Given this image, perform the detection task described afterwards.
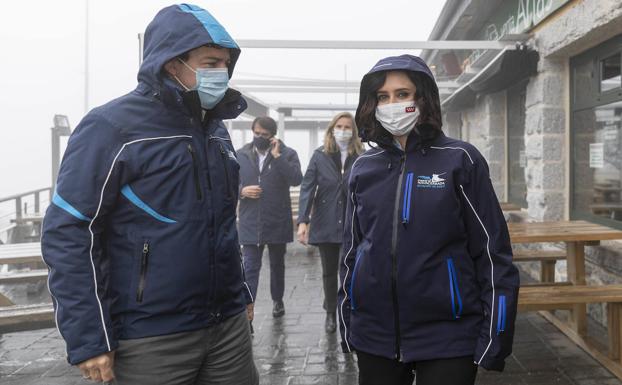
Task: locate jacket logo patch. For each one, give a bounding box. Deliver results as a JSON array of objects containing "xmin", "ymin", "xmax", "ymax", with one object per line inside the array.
[{"xmin": 417, "ymin": 173, "xmax": 446, "ymax": 189}]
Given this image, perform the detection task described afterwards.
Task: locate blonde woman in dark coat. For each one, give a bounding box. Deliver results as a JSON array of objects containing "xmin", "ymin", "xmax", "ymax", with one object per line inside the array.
[{"xmin": 297, "ymin": 112, "xmax": 364, "ymax": 333}]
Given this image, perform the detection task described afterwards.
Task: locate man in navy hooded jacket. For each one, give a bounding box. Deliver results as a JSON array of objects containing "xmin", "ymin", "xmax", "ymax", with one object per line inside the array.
[{"xmin": 41, "ymin": 4, "xmax": 258, "ymax": 384}]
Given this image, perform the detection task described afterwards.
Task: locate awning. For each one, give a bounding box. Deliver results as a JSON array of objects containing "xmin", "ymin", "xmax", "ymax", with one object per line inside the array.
[{"xmin": 442, "ymin": 47, "xmax": 539, "ymax": 110}]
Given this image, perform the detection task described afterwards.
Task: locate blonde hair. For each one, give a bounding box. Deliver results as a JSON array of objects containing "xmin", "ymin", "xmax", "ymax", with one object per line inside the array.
[{"xmin": 323, "ymin": 112, "xmax": 364, "ymax": 156}]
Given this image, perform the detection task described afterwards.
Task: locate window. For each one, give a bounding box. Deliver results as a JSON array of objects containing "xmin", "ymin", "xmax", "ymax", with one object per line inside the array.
[
  {"xmin": 571, "ymin": 34, "xmax": 622, "ymax": 228},
  {"xmin": 601, "ymin": 53, "xmax": 621, "ymax": 93}
]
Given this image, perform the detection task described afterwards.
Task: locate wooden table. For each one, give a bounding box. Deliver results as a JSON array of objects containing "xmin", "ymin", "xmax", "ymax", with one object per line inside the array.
[{"xmin": 508, "ymin": 220, "xmax": 622, "ymax": 336}]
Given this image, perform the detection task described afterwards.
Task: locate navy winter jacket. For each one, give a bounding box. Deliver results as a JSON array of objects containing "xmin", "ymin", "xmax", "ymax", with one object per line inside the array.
[
  {"xmin": 339, "ymin": 55, "xmax": 519, "ymax": 372},
  {"xmin": 297, "ymin": 147, "xmax": 357, "ymax": 245},
  {"xmin": 236, "ymin": 142, "xmax": 303, "ymax": 245},
  {"xmin": 41, "ymin": 4, "xmax": 252, "ymax": 365}
]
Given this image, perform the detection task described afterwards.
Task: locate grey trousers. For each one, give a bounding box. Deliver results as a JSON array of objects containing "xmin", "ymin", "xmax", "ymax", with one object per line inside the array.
[{"xmin": 113, "ymin": 311, "xmax": 259, "ymax": 385}]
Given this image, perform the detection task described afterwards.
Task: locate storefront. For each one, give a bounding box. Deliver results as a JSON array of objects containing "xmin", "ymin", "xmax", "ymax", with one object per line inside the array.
[{"xmin": 423, "ymin": 0, "xmax": 622, "ymax": 324}]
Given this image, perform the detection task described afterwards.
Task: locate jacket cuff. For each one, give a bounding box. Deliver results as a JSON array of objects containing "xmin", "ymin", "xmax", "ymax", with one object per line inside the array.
[{"xmin": 68, "ymin": 340, "xmax": 118, "ymax": 366}]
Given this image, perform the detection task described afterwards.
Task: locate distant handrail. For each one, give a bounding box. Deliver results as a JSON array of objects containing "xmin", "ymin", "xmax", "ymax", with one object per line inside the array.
[{"xmin": 0, "ymin": 187, "xmax": 51, "ymax": 204}]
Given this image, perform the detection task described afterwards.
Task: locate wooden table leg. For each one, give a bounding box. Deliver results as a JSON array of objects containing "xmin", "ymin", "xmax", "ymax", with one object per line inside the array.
[
  {"xmin": 566, "ymin": 241, "xmax": 587, "ymax": 336},
  {"xmin": 608, "ymin": 303, "xmax": 622, "ymax": 361}
]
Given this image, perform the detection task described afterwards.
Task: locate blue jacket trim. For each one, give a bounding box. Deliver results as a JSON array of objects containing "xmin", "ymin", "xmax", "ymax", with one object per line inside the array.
[
  {"xmin": 497, "ymin": 295, "xmax": 506, "ymax": 334},
  {"xmin": 402, "ymin": 172, "xmax": 414, "ymax": 224},
  {"xmin": 178, "ymin": 4, "xmax": 238, "ymax": 49},
  {"xmin": 121, "ymin": 185, "xmax": 177, "ymax": 224},
  {"xmin": 447, "ymin": 258, "xmax": 463, "ymax": 319},
  {"xmin": 52, "ymin": 192, "xmax": 92, "ymax": 222}
]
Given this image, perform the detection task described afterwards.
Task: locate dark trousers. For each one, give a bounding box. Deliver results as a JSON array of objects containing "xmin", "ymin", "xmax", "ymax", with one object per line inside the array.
[
  {"xmin": 318, "ymin": 243, "xmax": 340, "ymax": 313},
  {"xmin": 242, "ymin": 244, "xmax": 286, "ymax": 302},
  {"xmin": 114, "ymin": 311, "xmax": 258, "ymax": 384},
  {"xmin": 356, "ymin": 351, "xmax": 477, "ymax": 385}
]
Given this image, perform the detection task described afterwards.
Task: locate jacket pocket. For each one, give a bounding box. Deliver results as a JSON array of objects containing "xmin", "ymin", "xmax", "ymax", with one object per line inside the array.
[
  {"xmin": 136, "ymin": 241, "xmax": 149, "ymax": 303},
  {"xmin": 402, "ymin": 172, "xmax": 414, "ymax": 224},
  {"xmin": 218, "ymin": 143, "xmax": 234, "ymax": 199},
  {"xmin": 446, "ymin": 258, "xmax": 463, "ymax": 319},
  {"xmin": 497, "ymin": 295, "xmax": 506, "ymax": 335},
  {"xmin": 187, "ymin": 144, "xmax": 203, "ymax": 201},
  {"xmin": 350, "ymin": 249, "xmax": 364, "ymax": 311}
]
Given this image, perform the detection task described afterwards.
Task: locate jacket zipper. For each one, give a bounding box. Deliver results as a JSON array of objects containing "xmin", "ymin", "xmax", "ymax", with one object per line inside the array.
[
  {"xmin": 136, "ymin": 241, "xmax": 149, "ymax": 303},
  {"xmin": 390, "ymin": 154, "xmax": 406, "ymax": 360},
  {"xmin": 187, "ymin": 144, "xmax": 203, "ymax": 201},
  {"xmin": 447, "ymin": 258, "xmax": 463, "ymax": 319},
  {"xmin": 497, "ymin": 295, "xmax": 506, "ymax": 335},
  {"xmin": 218, "ymin": 144, "xmax": 234, "ymax": 199}
]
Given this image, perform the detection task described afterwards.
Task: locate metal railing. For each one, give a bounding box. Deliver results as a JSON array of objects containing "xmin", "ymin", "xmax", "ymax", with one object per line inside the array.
[{"xmin": 0, "ymin": 187, "xmax": 52, "ymax": 220}]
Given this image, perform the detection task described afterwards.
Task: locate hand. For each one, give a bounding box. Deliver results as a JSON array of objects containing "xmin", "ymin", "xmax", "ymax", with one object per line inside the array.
[
  {"xmin": 247, "ymin": 303, "xmax": 254, "ymax": 321},
  {"xmin": 297, "ymin": 223, "xmax": 309, "ymax": 245},
  {"xmin": 78, "ymin": 351, "xmax": 115, "ymax": 383},
  {"xmin": 270, "ymin": 137, "xmax": 281, "ymax": 158},
  {"xmin": 241, "ymin": 185, "xmax": 262, "ymax": 199}
]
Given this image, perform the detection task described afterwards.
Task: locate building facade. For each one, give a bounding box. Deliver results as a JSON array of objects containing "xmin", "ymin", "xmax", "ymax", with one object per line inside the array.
[{"xmin": 424, "ymin": 0, "xmax": 622, "ymax": 325}]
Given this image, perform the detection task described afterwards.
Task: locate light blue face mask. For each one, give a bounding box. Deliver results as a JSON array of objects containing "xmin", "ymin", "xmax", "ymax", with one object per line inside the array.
[{"xmin": 175, "ymin": 59, "xmax": 229, "ymax": 110}]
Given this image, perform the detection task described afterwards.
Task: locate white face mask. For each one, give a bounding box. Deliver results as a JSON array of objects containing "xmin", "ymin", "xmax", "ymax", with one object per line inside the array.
[
  {"xmin": 333, "ymin": 129, "xmax": 352, "ymax": 146},
  {"xmin": 375, "ymin": 101, "xmax": 419, "ymax": 137}
]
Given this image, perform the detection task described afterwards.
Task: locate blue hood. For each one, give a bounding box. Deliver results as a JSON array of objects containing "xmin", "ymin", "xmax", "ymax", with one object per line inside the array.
[{"xmin": 138, "ymin": 4, "xmax": 241, "ymax": 89}]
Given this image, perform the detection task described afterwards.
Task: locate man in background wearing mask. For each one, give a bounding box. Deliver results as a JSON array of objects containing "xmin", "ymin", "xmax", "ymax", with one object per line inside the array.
[
  {"xmin": 41, "ymin": 4, "xmax": 257, "ymax": 384},
  {"xmin": 237, "ymin": 117, "xmax": 303, "ymax": 323}
]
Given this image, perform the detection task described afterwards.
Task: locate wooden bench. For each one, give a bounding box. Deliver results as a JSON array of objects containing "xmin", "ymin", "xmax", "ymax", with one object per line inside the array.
[
  {"xmin": 513, "ymin": 248, "xmax": 567, "ymax": 283},
  {"xmin": 519, "ymin": 284, "xmax": 622, "ymax": 378},
  {"xmin": 0, "ymin": 303, "xmax": 54, "ymax": 332},
  {"xmin": 0, "ymin": 242, "xmax": 42, "ymax": 264}
]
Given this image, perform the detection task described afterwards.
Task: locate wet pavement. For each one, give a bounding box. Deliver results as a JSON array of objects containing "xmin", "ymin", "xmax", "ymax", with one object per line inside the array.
[{"xmin": 1, "ymin": 243, "xmax": 622, "ymax": 384}]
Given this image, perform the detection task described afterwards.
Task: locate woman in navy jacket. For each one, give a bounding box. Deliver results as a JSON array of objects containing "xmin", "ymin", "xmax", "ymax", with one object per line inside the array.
[
  {"xmin": 297, "ymin": 112, "xmax": 363, "ymax": 333},
  {"xmin": 338, "ymin": 55, "xmax": 519, "ymax": 385}
]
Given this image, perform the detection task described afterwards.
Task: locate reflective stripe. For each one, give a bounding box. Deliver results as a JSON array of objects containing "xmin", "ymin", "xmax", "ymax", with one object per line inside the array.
[
  {"xmin": 430, "ymin": 146, "xmax": 474, "ymax": 164},
  {"xmin": 121, "ymin": 185, "xmax": 176, "ymax": 224},
  {"xmin": 87, "ymin": 134, "xmax": 192, "ymax": 352},
  {"xmin": 52, "ymin": 192, "xmax": 92, "ymax": 222},
  {"xmin": 459, "ymin": 184, "xmax": 495, "ymax": 365},
  {"xmin": 339, "ymin": 149, "xmax": 386, "ymax": 353}
]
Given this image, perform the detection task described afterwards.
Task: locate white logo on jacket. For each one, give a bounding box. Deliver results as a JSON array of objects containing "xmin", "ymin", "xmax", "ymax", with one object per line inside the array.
[{"xmin": 417, "ymin": 172, "xmax": 446, "ymax": 189}]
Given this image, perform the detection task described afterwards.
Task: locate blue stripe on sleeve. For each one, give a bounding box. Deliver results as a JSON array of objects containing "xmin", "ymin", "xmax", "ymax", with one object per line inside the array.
[{"xmin": 52, "ymin": 192, "xmax": 92, "ymax": 222}]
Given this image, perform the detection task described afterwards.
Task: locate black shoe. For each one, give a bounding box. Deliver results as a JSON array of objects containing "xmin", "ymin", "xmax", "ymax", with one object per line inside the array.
[
  {"xmin": 325, "ymin": 312, "xmax": 337, "ymax": 333},
  {"xmin": 272, "ymin": 300, "xmax": 285, "ymax": 318}
]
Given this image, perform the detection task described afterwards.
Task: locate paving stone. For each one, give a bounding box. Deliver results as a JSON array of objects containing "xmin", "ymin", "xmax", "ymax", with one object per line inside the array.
[{"xmin": 0, "ymin": 243, "xmax": 621, "ymax": 384}]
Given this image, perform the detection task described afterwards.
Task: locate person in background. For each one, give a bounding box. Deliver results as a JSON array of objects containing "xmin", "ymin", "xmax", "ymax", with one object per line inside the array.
[
  {"xmin": 237, "ymin": 116, "xmax": 303, "ymax": 320},
  {"xmin": 297, "ymin": 112, "xmax": 363, "ymax": 333},
  {"xmin": 41, "ymin": 4, "xmax": 258, "ymax": 384},
  {"xmin": 339, "ymin": 54, "xmax": 519, "ymax": 385}
]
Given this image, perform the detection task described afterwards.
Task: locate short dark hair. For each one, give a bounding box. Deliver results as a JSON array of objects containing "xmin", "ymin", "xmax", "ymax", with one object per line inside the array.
[
  {"xmin": 251, "ymin": 116, "xmax": 277, "ymax": 136},
  {"xmin": 355, "ymin": 70, "xmax": 443, "ymax": 145}
]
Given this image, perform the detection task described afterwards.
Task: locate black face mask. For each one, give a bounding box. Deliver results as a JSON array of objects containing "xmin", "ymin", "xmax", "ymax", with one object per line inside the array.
[{"xmin": 253, "ymin": 136, "xmax": 271, "ymax": 151}]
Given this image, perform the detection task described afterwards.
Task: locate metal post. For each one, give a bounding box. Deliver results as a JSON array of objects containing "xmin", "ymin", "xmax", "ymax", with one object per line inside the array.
[
  {"xmin": 51, "ymin": 129, "xmax": 60, "ymax": 192},
  {"xmin": 277, "ymin": 112, "xmax": 285, "ymax": 140},
  {"xmin": 34, "ymin": 191, "xmax": 40, "ymax": 214},
  {"xmin": 15, "ymin": 197, "xmax": 22, "ymax": 220}
]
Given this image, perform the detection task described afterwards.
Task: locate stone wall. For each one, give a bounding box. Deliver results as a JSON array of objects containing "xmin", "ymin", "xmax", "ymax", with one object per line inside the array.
[
  {"xmin": 519, "ymin": 0, "xmax": 622, "ymax": 327},
  {"xmin": 461, "ymin": 92, "xmax": 507, "ymax": 201}
]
